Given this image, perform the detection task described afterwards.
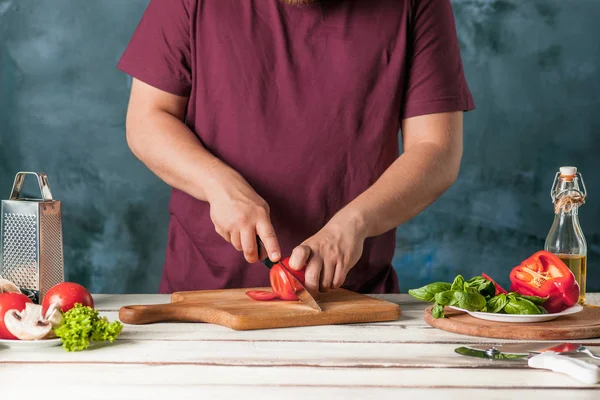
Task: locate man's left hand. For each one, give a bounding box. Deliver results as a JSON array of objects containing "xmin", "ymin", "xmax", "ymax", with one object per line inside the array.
[{"xmin": 287, "ymin": 213, "xmax": 367, "ymax": 294}]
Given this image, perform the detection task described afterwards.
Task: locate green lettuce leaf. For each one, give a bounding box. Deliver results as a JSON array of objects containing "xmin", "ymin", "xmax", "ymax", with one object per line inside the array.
[{"xmin": 54, "ymin": 303, "xmax": 123, "ymax": 352}]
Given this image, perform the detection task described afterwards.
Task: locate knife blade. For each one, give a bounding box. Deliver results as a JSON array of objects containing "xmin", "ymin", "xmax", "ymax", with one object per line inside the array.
[
  {"xmin": 455, "ymin": 346, "xmax": 600, "ymax": 384},
  {"xmin": 256, "ymin": 236, "xmax": 322, "ymax": 312},
  {"xmin": 467, "ymin": 342, "xmax": 582, "ymax": 355}
]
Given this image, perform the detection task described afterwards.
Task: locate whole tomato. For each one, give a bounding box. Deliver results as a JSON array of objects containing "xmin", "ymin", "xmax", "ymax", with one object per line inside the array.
[
  {"xmin": 0, "ymin": 292, "xmax": 33, "ymax": 339},
  {"xmin": 41, "ymin": 282, "xmax": 94, "ymax": 314}
]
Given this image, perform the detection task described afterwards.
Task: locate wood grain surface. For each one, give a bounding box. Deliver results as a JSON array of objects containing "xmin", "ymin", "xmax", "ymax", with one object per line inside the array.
[
  {"xmin": 3, "ymin": 294, "xmax": 600, "ymax": 398},
  {"xmin": 118, "ymin": 287, "xmax": 402, "ymax": 330},
  {"xmin": 424, "ymin": 305, "xmax": 600, "ymax": 340}
]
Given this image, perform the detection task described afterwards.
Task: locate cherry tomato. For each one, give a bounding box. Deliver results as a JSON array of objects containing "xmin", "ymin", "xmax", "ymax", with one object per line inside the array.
[
  {"xmin": 41, "ymin": 282, "xmax": 94, "ymax": 314},
  {"xmin": 0, "ymin": 292, "xmax": 33, "ymax": 340}
]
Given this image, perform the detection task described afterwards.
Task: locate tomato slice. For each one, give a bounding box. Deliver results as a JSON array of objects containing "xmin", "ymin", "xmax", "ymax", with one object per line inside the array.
[
  {"xmin": 482, "ymin": 273, "xmax": 509, "ymax": 295},
  {"xmin": 245, "ymin": 290, "xmax": 278, "ymax": 301},
  {"xmin": 245, "ymin": 257, "xmax": 309, "ymax": 303},
  {"xmin": 270, "ymin": 263, "xmax": 298, "ymax": 300}
]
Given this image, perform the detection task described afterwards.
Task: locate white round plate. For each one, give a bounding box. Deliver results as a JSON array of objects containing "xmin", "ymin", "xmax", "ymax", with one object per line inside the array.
[
  {"xmin": 448, "ymin": 304, "xmax": 584, "ymax": 323},
  {"xmin": 0, "ymin": 338, "xmax": 62, "ymax": 349}
]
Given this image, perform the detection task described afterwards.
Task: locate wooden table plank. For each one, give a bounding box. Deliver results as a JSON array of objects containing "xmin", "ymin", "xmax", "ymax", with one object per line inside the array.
[
  {"xmin": 88, "ymin": 292, "xmax": 600, "ymax": 345},
  {"xmin": 2, "ymin": 340, "xmax": 600, "ymax": 368},
  {"xmin": 97, "ymin": 308, "xmax": 600, "ymax": 344},
  {"xmin": 2, "ymin": 385, "xmax": 599, "ymax": 400},
  {"xmin": 1, "ymin": 364, "xmax": 599, "ymax": 388}
]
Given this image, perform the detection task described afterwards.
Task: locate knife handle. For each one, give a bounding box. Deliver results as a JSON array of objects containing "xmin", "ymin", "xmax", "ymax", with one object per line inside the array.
[{"xmin": 528, "ymin": 352, "xmax": 600, "ymax": 384}]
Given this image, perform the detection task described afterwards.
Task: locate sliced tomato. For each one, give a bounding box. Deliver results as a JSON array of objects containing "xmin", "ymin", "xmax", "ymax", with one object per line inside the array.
[
  {"xmin": 279, "ymin": 257, "xmax": 306, "ymax": 284},
  {"xmin": 245, "ymin": 257, "xmax": 308, "ymax": 302},
  {"xmin": 482, "ymin": 272, "xmax": 509, "ymax": 295},
  {"xmin": 245, "ymin": 290, "xmax": 278, "ymax": 301},
  {"xmin": 270, "ymin": 263, "xmax": 297, "ymax": 300}
]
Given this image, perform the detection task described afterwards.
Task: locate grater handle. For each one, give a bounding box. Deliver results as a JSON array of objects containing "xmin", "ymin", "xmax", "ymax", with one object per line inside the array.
[{"xmin": 9, "ymin": 172, "xmax": 54, "ymax": 201}]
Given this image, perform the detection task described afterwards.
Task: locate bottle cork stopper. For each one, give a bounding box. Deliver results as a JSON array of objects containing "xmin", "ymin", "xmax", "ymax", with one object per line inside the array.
[{"xmin": 560, "ymin": 166, "xmax": 577, "ymax": 176}]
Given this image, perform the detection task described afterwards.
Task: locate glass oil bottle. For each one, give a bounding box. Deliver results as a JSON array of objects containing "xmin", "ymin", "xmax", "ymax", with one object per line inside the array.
[{"xmin": 544, "ymin": 166, "xmax": 588, "ymax": 304}]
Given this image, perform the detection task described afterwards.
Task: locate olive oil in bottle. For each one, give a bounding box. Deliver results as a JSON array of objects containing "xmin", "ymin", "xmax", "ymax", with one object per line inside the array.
[
  {"xmin": 556, "ymin": 254, "xmax": 587, "ymax": 304},
  {"xmin": 544, "ymin": 166, "xmax": 588, "ymax": 304}
]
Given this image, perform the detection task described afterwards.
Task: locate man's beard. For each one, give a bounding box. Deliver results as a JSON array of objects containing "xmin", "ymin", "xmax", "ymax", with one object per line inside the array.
[{"xmin": 280, "ymin": 0, "xmax": 318, "ymax": 5}]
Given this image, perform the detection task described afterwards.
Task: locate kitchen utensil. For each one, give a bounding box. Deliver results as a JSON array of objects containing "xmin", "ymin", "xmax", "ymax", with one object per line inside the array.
[
  {"xmin": 424, "ymin": 304, "xmax": 600, "ymax": 340},
  {"xmin": 447, "ymin": 303, "xmax": 583, "ymax": 323},
  {"xmin": 256, "ymin": 236, "xmax": 322, "ymax": 312},
  {"xmin": 0, "ymin": 172, "xmax": 65, "ymax": 303},
  {"xmin": 256, "ymin": 236, "xmax": 277, "ymax": 269},
  {"xmin": 119, "ymin": 287, "xmax": 401, "ymax": 330},
  {"xmin": 469, "ymin": 342, "xmax": 600, "ymax": 361},
  {"xmin": 455, "ymin": 345, "xmax": 600, "ymax": 384},
  {"xmin": 575, "ymin": 346, "xmax": 600, "ymax": 360}
]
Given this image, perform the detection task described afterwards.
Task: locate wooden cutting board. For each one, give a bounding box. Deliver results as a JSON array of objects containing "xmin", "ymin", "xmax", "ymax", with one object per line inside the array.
[
  {"xmin": 119, "ymin": 287, "xmax": 402, "ymax": 330},
  {"xmin": 424, "ymin": 305, "xmax": 600, "ymax": 340}
]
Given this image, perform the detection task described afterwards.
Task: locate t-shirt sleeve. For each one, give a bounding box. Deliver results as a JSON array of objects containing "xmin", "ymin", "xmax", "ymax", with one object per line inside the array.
[
  {"xmin": 400, "ymin": 0, "xmax": 475, "ymax": 119},
  {"xmin": 117, "ymin": 0, "xmax": 193, "ymax": 97}
]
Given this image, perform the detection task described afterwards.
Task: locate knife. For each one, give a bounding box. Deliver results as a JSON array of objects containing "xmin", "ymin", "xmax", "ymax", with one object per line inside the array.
[
  {"xmin": 256, "ymin": 236, "xmax": 322, "ymax": 312},
  {"xmin": 455, "ymin": 345, "xmax": 600, "ymax": 384}
]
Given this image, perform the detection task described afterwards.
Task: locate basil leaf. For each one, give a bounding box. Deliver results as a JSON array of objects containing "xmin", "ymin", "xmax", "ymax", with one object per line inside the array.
[
  {"xmin": 487, "ymin": 294, "xmax": 509, "ymax": 313},
  {"xmin": 453, "ymin": 288, "xmax": 487, "ymax": 311},
  {"xmin": 504, "ymin": 296, "xmax": 542, "ymax": 315},
  {"xmin": 408, "ymin": 282, "xmax": 452, "ymax": 302},
  {"xmin": 451, "ymin": 275, "xmax": 465, "ymax": 291},
  {"xmin": 434, "ymin": 290, "xmax": 457, "ymax": 306},
  {"xmin": 518, "ymin": 294, "xmax": 548, "ymax": 305},
  {"xmin": 432, "ymin": 303, "xmax": 445, "ymax": 319},
  {"xmin": 465, "ymin": 276, "xmax": 495, "ymax": 298}
]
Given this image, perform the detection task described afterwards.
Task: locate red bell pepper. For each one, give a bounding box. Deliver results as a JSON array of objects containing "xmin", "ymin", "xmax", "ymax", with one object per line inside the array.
[
  {"xmin": 509, "ymin": 250, "xmax": 579, "ymax": 313},
  {"xmin": 246, "ymin": 257, "xmax": 306, "ymax": 302},
  {"xmin": 482, "ymin": 273, "xmax": 508, "ymax": 295}
]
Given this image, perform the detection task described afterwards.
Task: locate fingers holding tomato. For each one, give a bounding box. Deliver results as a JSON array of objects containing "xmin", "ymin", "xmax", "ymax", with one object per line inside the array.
[{"xmin": 288, "ymin": 219, "xmax": 365, "ymax": 294}]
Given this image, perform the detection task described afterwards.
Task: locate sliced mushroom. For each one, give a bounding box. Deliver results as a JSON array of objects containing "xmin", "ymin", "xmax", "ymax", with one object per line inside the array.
[
  {"xmin": 0, "ymin": 278, "xmax": 20, "ymax": 294},
  {"xmin": 4, "ymin": 303, "xmax": 53, "ymax": 340},
  {"xmin": 44, "ymin": 302, "xmax": 64, "ymax": 329}
]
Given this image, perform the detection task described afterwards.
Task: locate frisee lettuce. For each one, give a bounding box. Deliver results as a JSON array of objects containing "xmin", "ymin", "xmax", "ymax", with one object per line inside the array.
[{"xmin": 53, "ymin": 303, "xmax": 123, "ymax": 351}]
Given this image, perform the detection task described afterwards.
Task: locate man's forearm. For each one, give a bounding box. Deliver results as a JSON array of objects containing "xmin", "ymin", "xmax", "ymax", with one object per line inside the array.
[
  {"xmin": 337, "ymin": 141, "xmax": 461, "ymax": 239},
  {"xmin": 126, "ymin": 110, "xmax": 237, "ymax": 203}
]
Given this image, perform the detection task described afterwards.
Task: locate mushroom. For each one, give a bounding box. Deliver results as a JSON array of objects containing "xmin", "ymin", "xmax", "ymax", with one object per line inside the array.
[
  {"xmin": 4, "ymin": 303, "xmax": 54, "ymax": 340},
  {"xmin": 44, "ymin": 302, "xmax": 64, "ymax": 333},
  {"xmin": 0, "ymin": 277, "xmax": 20, "ymax": 294}
]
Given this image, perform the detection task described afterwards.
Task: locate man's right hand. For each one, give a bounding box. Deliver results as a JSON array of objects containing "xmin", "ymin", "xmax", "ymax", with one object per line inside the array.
[
  {"xmin": 124, "ymin": 78, "xmax": 281, "ymax": 265},
  {"xmin": 207, "ymin": 169, "xmax": 281, "ymax": 264}
]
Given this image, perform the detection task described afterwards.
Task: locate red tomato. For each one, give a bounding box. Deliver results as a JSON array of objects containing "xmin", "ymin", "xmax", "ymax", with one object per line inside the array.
[
  {"xmin": 270, "ymin": 263, "xmax": 297, "ymax": 300},
  {"xmin": 0, "ymin": 293, "xmax": 33, "ymax": 339},
  {"xmin": 279, "ymin": 257, "xmax": 306, "ymax": 284},
  {"xmin": 41, "ymin": 282, "xmax": 94, "ymax": 314},
  {"xmin": 245, "ymin": 257, "xmax": 308, "ymax": 302},
  {"xmin": 245, "ymin": 290, "xmax": 279, "ymax": 301}
]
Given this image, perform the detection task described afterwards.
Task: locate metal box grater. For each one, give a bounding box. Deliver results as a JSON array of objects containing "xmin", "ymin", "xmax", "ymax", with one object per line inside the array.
[{"xmin": 0, "ymin": 172, "xmax": 65, "ymax": 303}]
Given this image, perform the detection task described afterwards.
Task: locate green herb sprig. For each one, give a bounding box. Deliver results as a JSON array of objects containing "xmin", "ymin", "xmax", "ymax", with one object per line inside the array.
[
  {"xmin": 408, "ymin": 275, "xmax": 548, "ymax": 318},
  {"xmin": 54, "ymin": 303, "xmax": 123, "ymax": 351}
]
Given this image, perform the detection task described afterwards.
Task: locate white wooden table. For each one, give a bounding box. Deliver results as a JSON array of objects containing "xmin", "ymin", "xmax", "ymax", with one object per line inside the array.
[{"xmin": 1, "ymin": 293, "xmax": 599, "ymax": 399}]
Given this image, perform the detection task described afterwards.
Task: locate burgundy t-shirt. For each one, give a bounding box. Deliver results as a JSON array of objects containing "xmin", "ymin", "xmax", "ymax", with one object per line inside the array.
[{"xmin": 117, "ymin": 0, "xmax": 474, "ymax": 294}]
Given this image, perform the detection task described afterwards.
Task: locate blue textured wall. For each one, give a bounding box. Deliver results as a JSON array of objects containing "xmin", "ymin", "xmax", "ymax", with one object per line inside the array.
[{"xmin": 1, "ymin": 0, "xmax": 598, "ymax": 294}]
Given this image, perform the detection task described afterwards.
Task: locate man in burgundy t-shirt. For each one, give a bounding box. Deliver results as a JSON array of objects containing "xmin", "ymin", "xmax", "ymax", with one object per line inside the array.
[{"xmin": 118, "ymin": 0, "xmax": 474, "ymax": 295}]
